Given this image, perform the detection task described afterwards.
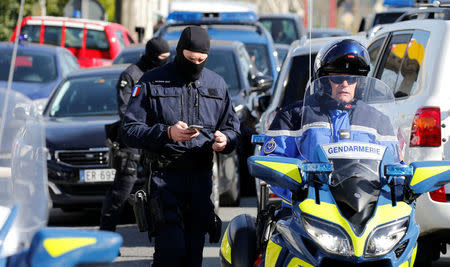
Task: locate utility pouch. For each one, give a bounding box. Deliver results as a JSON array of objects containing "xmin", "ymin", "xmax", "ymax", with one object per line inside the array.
[
  {"xmin": 106, "ymin": 138, "xmax": 121, "ymax": 169},
  {"xmin": 208, "ymin": 213, "xmax": 222, "ymax": 243},
  {"xmin": 128, "ymin": 190, "xmax": 148, "ymax": 232}
]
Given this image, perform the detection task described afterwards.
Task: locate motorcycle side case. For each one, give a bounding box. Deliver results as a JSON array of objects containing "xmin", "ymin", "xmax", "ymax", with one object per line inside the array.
[{"xmin": 220, "ymin": 214, "xmax": 257, "ymax": 267}]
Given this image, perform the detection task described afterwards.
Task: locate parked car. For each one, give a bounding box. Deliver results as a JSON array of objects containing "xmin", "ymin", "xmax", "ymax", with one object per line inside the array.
[
  {"xmin": 366, "ymin": 4, "xmax": 450, "ymax": 265},
  {"xmin": 155, "ymin": 11, "xmax": 279, "ymax": 94},
  {"xmin": 113, "ymin": 39, "xmax": 270, "ymax": 201},
  {"xmin": 0, "ymin": 42, "xmax": 80, "ymax": 113},
  {"xmin": 274, "ymin": 43, "xmax": 290, "ymax": 65},
  {"xmin": 112, "ymin": 44, "xmax": 145, "ymax": 64},
  {"xmin": 259, "ymin": 13, "xmax": 306, "ymax": 45},
  {"xmin": 11, "ymin": 16, "xmax": 136, "ymax": 68},
  {"xmin": 307, "ymin": 27, "xmax": 352, "ymax": 39},
  {"xmin": 253, "ymin": 35, "xmax": 368, "ymax": 206},
  {"xmin": 41, "ymin": 65, "xmax": 145, "ymax": 211}
]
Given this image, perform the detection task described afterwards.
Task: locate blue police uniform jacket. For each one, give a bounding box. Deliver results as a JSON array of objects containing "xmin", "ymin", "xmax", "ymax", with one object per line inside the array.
[
  {"xmin": 121, "ymin": 62, "xmax": 240, "ymax": 168},
  {"xmin": 261, "ymin": 94, "xmax": 399, "ymax": 205}
]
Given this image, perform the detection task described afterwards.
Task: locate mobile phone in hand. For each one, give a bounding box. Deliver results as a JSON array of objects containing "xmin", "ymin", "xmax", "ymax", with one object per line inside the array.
[{"xmin": 188, "ymin": 124, "xmax": 204, "ymax": 130}]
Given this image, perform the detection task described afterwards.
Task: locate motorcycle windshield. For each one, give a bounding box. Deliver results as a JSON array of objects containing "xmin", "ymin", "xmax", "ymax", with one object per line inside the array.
[
  {"xmin": 0, "ymin": 88, "xmax": 48, "ymax": 257},
  {"xmin": 298, "ymin": 76, "xmax": 400, "ymax": 213}
]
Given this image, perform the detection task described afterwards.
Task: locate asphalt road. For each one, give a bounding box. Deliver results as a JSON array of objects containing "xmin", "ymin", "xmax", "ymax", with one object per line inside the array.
[{"xmin": 49, "ymin": 197, "xmax": 450, "ymax": 267}]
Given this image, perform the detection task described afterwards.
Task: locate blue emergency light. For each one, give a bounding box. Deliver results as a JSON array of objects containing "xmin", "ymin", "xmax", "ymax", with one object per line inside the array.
[
  {"xmin": 383, "ymin": 0, "xmax": 415, "ymax": 7},
  {"xmin": 166, "ymin": 11, "xmax": 258, "ymax": 25}
]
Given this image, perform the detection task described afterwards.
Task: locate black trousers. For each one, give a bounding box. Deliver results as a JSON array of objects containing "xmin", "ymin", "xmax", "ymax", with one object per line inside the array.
[
  {"xmin": 150, "ymin": 168, "xmax": 214, "ymax": 267},
  {"xmin": 100, "ymin": 147, "xmax": 138, "ymax": 231}
]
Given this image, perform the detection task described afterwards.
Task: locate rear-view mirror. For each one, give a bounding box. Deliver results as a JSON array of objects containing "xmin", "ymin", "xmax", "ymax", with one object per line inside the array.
[
  {"xmin": 248, "ymin": 156, "xmax": 303, "ymax": 191},
  {"xmin": 408, "ymin": 161, "xmax": 450, "ymax": 194}
]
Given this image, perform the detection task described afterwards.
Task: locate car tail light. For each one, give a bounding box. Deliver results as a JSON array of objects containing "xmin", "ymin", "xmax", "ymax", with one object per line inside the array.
[
  {"xmin": 410, "ymin": 107, "xmax": 441, "ymax": 147},
  {"xmin": 429, "ymin": 186, "xmax": 447, "ymax": 202}
]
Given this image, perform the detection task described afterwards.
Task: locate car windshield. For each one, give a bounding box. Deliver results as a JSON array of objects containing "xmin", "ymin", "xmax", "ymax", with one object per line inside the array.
[
  {"xmin": 244, "ymin": 43, "xmax": 272, "ymax": 76},
  {"xmin": 47, "ymin": 74, "xmax": 118, "ymax": 117},
  {"xmin": 0, "ymin": 50, "xmax": 57, "ymax": 83},
  {"xmin": 259, "ymin": 18, "xmax": 298, "ymax": 45},
  {"xmin": 373, "ymin": 12, "xmax": 405, "ymax": 27},
  {"xmin": 113, "ymin": 50, "xmax": 144, "ymax": 64}
]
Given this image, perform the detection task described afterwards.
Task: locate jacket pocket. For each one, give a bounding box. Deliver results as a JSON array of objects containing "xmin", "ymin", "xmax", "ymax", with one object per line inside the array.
[
  {"xmin": 197, "ymin": 87, "xmax": 225, "ymax": 128},
  {"xmin": 148, "ymin": 86, "xmax": 183, "ymax": 124}
]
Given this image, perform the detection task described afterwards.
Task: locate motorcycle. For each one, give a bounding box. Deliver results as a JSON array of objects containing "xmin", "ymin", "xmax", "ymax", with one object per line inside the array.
[
  {"xmin": 219, "ymin": 76, "xmax": 450, "ymax": 266},
  {"xmin": 0, "ymin": 89, "xmax": 122, "ymax": 267}
]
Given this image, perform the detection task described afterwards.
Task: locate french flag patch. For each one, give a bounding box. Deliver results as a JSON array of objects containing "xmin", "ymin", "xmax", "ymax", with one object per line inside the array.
[{"xmin": 132, "ymin": 85, "xmax": 142, "ymax": 97}]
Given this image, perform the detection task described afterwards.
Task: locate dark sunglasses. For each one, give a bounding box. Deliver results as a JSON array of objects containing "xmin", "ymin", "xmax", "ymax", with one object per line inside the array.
[{"xmin": 329, "ymin": 75, "xmax": 358, "ymax": 84}]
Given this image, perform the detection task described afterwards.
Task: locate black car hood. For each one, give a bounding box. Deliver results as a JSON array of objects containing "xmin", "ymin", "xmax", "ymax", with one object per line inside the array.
[{"xmin": 45, "ymin": 116, "xmax": 119, "ymax": 150}]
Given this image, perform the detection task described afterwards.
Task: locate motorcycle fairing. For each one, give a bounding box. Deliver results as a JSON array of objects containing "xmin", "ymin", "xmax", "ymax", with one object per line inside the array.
[
  {"xmin": 220, "ymin": 225, "xmax": 232, "ymax": 265},
  {"xmin": 298, "ymin": 199, "xmax": 411, "ymax": 257},
  {"xmin": 408, "ymin": 161, "xmax": 450, "ymax": 194},
  {"xmin": 264, "ymin": 237, "xmax": 315, "ymax": 267},
  {"xmin": 248, "ymin": 156, "xmax": 304, "ymax": 191}
]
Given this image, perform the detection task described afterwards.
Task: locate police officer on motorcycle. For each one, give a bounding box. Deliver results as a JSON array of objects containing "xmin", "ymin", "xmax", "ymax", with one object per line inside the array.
[
  {"xmin": 121, "ymin": 26, "xmax": 240, "ymax": 267},
  {"xmin": 100, "ymin": 37, "xmax": 170, "ymax": 232},
  {"xmin": 261, "ymin": 39, "xmax": 400, "ymax": 208}
]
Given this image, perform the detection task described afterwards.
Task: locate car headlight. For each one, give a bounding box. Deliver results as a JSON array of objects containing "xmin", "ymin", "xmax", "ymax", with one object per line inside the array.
[
  {"xmin": 365, "ymin": 217, "xmax": 409, "ymax": 257},
  {"xmin": 302, "ymin": 215, "xmax": 353, "ymax": 256}
]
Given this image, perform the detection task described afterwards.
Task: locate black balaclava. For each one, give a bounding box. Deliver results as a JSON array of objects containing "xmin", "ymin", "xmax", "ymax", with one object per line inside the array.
[
  {"xmin": 142, "ymin": 37, "xmax": 170, "ymax": 70},
  {"xmin": 175, "ymin": 26, "xmax": 210, "ymax": 83}
]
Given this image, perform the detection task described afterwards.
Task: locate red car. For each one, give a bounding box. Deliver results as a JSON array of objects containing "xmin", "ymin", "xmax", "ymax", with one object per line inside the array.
[{"xmin": 11, "ymin": 16, "xmax": 136, "ymax": 68}]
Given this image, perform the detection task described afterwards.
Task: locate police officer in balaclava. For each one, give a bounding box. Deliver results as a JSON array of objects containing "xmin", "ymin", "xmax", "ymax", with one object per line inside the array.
[
  {"xmin": 121, "ymin": 26, "xmax": 240, "ymax": 267},
  {"xmin": 100, "ymin": 37, "xmax": 170, "ymax": 234}
]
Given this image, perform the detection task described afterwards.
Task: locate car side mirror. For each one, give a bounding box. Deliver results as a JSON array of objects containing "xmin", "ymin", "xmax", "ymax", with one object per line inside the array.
[
  {"xmin": 407, "ymin": 161, "xmax": 450, "ymax": 194},
  {"xmin": 256, "ymin": 94, "xmax": 271, "ymax": 113},
  {"xmin": 250, "ymin": 75, "xmax": 273, "ymax": 94},
  {"xmin": 248, "ymin": 156, "xmax": 303, "ymax": 191},
  {"xmin": 27, "ymin": 227, "xmax": 122, "ymax": 266}
]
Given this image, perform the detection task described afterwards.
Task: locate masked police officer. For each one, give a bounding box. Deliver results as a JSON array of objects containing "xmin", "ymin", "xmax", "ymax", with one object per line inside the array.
[
  {"xmin": 100, "ymin": 37, "xmax": 170, "ymax": 232},
  {"xmin": 121, "ymin": 26, "xmax": 240, "ymax": 267}
]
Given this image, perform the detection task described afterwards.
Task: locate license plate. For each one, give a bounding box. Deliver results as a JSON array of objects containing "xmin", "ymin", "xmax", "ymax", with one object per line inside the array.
[{"xmin": 80, "ymin": 168, "xmax": 116, "ymax": 183}]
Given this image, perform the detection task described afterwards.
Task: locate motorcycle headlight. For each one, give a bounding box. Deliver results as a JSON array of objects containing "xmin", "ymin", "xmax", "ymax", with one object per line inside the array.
[
  {"xmin": 365, "ymin": 217, "xmax": 409, "ymax": 257},
  {"xmin": 302, "ymin": 215, "xmax": 353, "ymax": 256}
]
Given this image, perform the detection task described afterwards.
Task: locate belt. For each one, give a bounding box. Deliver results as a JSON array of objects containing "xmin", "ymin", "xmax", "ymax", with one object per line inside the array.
[{"xmin": 152, "ymin": 157, "xmax": 213, "ymax": 172}]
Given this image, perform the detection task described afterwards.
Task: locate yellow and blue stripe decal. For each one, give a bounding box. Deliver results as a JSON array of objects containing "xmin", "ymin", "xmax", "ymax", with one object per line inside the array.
[
  {"xmin": 299, "ymin": 199, "xmax": 412, "ymax": 257},
  {"xmin": 410, "ymin": 165, "xmax": 450, "ymax": 186},
  {"xmin": 398, "ymin": 245, "xmax": 417, "ymax": 267},
  {"xmin": 286, "ymin": 257, "xmax": 314, "ymax": 267},
  {"xmin": 43, "ymin": 237, "xmax": 97, "ymax": 257},
  {"xmin": 254, "ymin": 159, "xmax": 302, "ymax": 184},
  {"xmin": 265, "ymin": 239, "xmax": 283, "ymax": 267},
  {"xmin": 220, "ymin": 225, "xmax": 232, "ymax": 264}
]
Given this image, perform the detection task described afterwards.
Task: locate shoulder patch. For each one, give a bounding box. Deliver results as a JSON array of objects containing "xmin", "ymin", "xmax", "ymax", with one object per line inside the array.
[
  {"xmin": 119, "ymin": 80, "xmax": 128, "ymax": 88},
  {"xmin": 132, "ymin": 85, "xmax": 142, "ymax": 97},
  {"xmin": 263, "ymin": 138, "xmax": 277, "ymax": 154}
]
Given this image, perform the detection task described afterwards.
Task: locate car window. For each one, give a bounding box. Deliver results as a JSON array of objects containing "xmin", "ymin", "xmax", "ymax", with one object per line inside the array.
[
  {"xmin": 0, "ymin": 50, "xmax": 57, "ymax": 83},
  {"xmin": 206, "ymin": 50, "xmax": 240, "ymax": 96},
  {"xmin": 86, "ymin": 29, "xmax": 109, "ymax": 50},
  {"xmin": 115, "ymin": 30, "xmax": 126, "ymax": 49},
  {"xmin": 236, "ymin": 45, "xmax": 254, "ymax": 88},
  {"xmin": 372, "ymin": 12, "xmax": 405, "ymax": 27},
  {"xmin": 126, "ymin": 33, "xmax": 135, "ymax": 45},
  {"xmin": 43, "ymin": 26, "xmax": 62, "ymax": 46},
  {"xmin": 113, "ymin": 50, "xmax": 143, "ymax": 64},
  {"xmin": 367, "ymin": 37, "xmax": 386, "ymax": 77},
  {"xmin": 20, "ymin": 25, "xmax": 41, "ymax": 43},
  {"xmin": 260, "ymin": 18, "xmax": 297, "ymax": 45},
  {"xmin": 48, "ymin": 74, "xmax": 118, "ymax": 117},
  {"xmin": 65, "ymin": 27, "xmax": 83, "ymax": 48},
  {"xmin": 244, "ymin": 43, "xmax": 272, "ymax": 77},
  {"xmin": 59, "ymin": 50, "xmax": 80, "ymax": 75},
  {"xmin": 377, "ymin": 33, "xmax": 412, "ymax": 94},
  {"xmin": 279, "ymin": 53, "xmax": 317, "ymax": 108}
]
